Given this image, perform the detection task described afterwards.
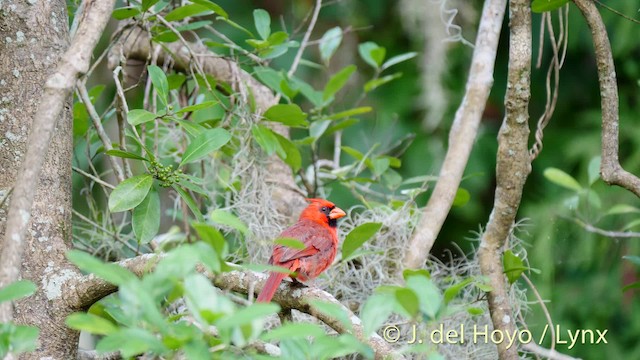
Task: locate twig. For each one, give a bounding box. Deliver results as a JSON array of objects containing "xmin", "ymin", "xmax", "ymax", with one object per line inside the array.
[
  {"xmin": 569, "ymin": 217, "xmax": 640, "ymax": 238},
  {"xmin": 72, "ymin": 166, "xmax": 116, "ymax": 190},
  {"xmin": 572, "ymin": 0, "xmax": 640, "ymax": 198},
  {"xmin": 403, "ymin": 0, "xmax": 508, "ymax": 269},
  {"xmin": 72, "ymin": 209, "xmax": 140, "ymax": 254},
  {"xmin": 77, "ymin": 83, "xmax": 126, "ymax": 182},
  {"xmin": 477, "ymin": 0, "xmax": 532, "ymax": 359},
  {"xmin": 0, "ymin": 0, "xmax": 117, "ymax": 323},
  {"xmin": 522, "ymin": 273, "xmax": 556, "ymax": 352},
  {"xmin": 287, "ymin": 0, "xmax": 322, "ymax": 78},
  {"xmin": 113, "ymin": 66, "xmax": 133, "ymax": 178}
]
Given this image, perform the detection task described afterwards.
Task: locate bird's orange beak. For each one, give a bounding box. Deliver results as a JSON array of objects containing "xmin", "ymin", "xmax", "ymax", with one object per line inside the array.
[{"xmin": 329, "ymin": 207, "xmax": 346, "ymax": 220}]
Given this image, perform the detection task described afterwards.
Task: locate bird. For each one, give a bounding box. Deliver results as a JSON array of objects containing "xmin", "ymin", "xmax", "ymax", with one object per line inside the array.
[{"xmin": 256, "ymin": 198, "xmax": 346, "ymax": 303}]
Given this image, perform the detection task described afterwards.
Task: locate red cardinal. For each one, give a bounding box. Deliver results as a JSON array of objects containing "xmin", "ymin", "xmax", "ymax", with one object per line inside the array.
[{"xmin": 256, "ymin": 198, "xmax": 346, "ymax": 302}]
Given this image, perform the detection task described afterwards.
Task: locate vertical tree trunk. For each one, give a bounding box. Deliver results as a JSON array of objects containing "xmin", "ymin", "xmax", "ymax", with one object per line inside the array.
[{"xmin": 0, "ymin": 0, "xmax": 78, "ymax": 358}]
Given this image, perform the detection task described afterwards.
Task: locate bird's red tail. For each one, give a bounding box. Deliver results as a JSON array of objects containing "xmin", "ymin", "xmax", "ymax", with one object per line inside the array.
[{"xmin": 257, "ymin": 272, "xmax": 287, "ymax": 302}]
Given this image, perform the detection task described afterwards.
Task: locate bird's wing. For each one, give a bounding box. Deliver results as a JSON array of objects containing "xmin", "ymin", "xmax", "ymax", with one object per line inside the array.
[{"xmin": 271, "ymin": 220, "xmax": 334, "ymax": 264}]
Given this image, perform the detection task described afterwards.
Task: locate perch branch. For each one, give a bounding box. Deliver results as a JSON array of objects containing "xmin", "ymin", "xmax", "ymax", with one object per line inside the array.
[
  {"xmin": 522, "ymin": 343, "xmax": 581, "ymax": 360},
  {"xmin": 477, "ymin": 0, "xmax": 531, "ymax": 359},
  {"xmin": 63, "ymin": 254, "xmax": 402, "ymax": 360},
  {"xmin": 404, "ymin": 0, "xmax": 507, "ymax": 269},
  {"xmin": 0, "ymin": 0, "xmax": 116, "ymax": 323},
  {"xmin": 572, "ymin": 0, "xmax": 640, "ymax": 197}
]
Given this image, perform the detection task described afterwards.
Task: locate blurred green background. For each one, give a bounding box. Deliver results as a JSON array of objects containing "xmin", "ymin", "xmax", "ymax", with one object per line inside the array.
[{"xmin": 209, "ymin": 0, "xmax": 640, "ymax": 358}]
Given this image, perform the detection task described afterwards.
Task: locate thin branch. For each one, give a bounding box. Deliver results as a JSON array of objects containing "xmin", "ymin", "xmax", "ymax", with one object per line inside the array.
[
  {"xmin": 72, "ymin": 166, "xmax": 116, "ymax": 190},
  {"xmin": 403, "ymin": 0, "xmax": 508, "ymax": 269},
  {"xmin": 522, "ymin": 273, "xmax": 556, "ymax": 352},
  {"xmin": 63, "ymin": 255, "xmax": 403, "ymax": 360},
  {"xmin": 77, "ymin": 83, "xmax": 126, "ymax": 182},
  {"xmin": 572, "ymin": 0, "xmax": 640, "ymax": 197},
  {"xmin": 569, "ymin": 217, "xmax": 640, "ymax": 238},
  {"xmin": 478, "ymin": 0, "xmax": 532, "ymax": 359},
  {"xmin": 0, "ymin": 0, "xmax": 117, "ymax": 323},
  {"xmin": 287, "ymin": 0, "xmax": 322, "ymax": 78}
]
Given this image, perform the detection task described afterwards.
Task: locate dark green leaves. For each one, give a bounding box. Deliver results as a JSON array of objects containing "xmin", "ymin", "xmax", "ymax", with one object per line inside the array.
[
  {"xmin": 359, "ymin": 42, "xmax": 386, "ymax": 69},
  {"xmin": 132, "ymin": 187, "xmax": 161, "ymax": 244},
  {"xmin": 503, "ymin": 250, "xmax": 525, "ymax": 284},
  {"xmin": 108, "ymin": 174, "xmax": 154, "ymax": 212},
  {"xmin": 127, "ymin": 109, "xmax": 157, "ymax": 126},
  {"xmin": 0, "ymin": 280, "xmax": 36, "ymax": 303},
  {"xmin": 324, "ymin": 65, "xmax": 356, "ymax": 100},
  {"xmin": 531, "ymin": 0, "xmax": 570, "ymax": 13},
  {"xmin": 341, "ymin": 222, "xmax": 382, "ymax": 260},
  {"xmin": 148, "ymin": 65, "xmax": 169, "ymax": 106},
  {"xmin": 263, "ymin": 104, "xmax": 308, "ymax": 127},
  {"xmin": 180, "ymin": 128, "xmax": 231, "ymax": 166}
]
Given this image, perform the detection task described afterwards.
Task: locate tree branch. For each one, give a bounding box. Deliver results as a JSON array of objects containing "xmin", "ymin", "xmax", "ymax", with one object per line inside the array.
[
  {"xmin": 404, "ymin": 0, "xmax": 507, "ymax": 269},
  {"xmin": 478, "ymin": 0, "xmax": 531, "ymax": 359},
  {"xmin": 572, "ymin": 0, "xmax": 640, "ymax": 197},
  {"xmin": 108, "ymin": 25, "xmax": 307, "ymax": 220},
  {"xmin": 0, "ymin": 0, "xmax": 117, "ymax": 323},
  {"xmin": 63, "ymin": 254, "xmax": 403, "ymax": 360}
]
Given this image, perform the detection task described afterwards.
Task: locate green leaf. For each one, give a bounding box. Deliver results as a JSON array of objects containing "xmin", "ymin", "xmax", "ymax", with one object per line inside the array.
[
  {"xmin": 273, "ymin": 132, "xmax": 302, "ymax": 172},
  {"xmin": 403, "ymin": 269, "xmax": 431, "ymax": 280},
  {"xmin": 127, "ymin": 109, "xmax": 157, "ymax": 126},
  {"xmin": 328, "ymin": 107, "xmax": 372, "ymax": 120},
  {"xmin": 309, "ymin": 300, "xmax": 352, "ymax": 332},
  {"xmin": 65, "ymin": 312, "xmax": 117, "ymax": 336},
  {"xmin": 588, "ymin": 156, "xmax": 601, "ymax": 185},
  {"xmin": 263, "ymin": 104, "xmax": 308, "ymax": 127},
  {"xmin": 210, "ymin": 209, "xmax": 250, "ymax": 235},
  {"xmin": 217, "ymin": 303, "xmax": 280, "ymax": 330},
  {"xmin": 141, "ymin": 0, "xmax": 161, "ymax": 11},
  {"xmin": 105, "ymin": 149, "xmax": 148, "ymax": 161},
  {"xmin": 543, "ymin": 167, "xmax": 582, "ymax": 192},
  {"xmin": 172, "ymin": 184, "xmax": 204, "ymax": 222},
  {"xmin": 148, "ymin": 65, "xmax": 169, "ymax": 106},
  {"xmin": 0, "ymin": 280, "xmax": 36, "ymax": 303},
  {"xmin": 531, "ymin": 0, "xmax": 570, "ymax": 13},
  {"xmin": 606, "ymin": 204, "xmax": 640, "ymax": 216},
  {"xmin": 97, "ymin": 328, "xmax": 167, "ymax": 358},
  {"xmin": 381, "ymin": 52, "xmax": 417, "ymax": 71},
  {"xmin": 394, "ymin": 288, "xmax": 419, "ymax": 317},
  {"xmin": 342, "ymin": 223, "xmax": 382, "ymax": 261},
  {"xmin": 467, "ymin": 307, "xmax": 484, "ymax": 316},
  {"xmin": 319, "ymin": 27, "xmax": 343, "ymax": 64},
  {"xmin": 180, "ymin": 128, "xmax": 231, "ymax": 165},
  {"xmin": 193, "ymin": 222, "xmax": 227, "ymax": 256},
  {"xmin": 108, "ymin": 174, "xmax": 154, "ymax": 212},
  {"xmin": 405, "ymin": 274, "xmax": 441, "ymax": 319},
  {"xmin": 252, "ymin": 124, "xmax": 281, "ymax": 156},
  {"xmin": 323, "ymin": 65, "xmax": 356, "ymax": 101},
  {"xmin": 358, "ymin": 42, "xmax": 386, "ymax": 68},
  {"xmin": 176, "ymin": 100, "xmax": 219, "ymax": 114},
  {"xmin": 623, "ymin": 282, "xmax": 640, "ymax": 292},
  {"xmin": 167, "ymin": 73, "xmax": 187, "ymax": 90},
  {"xmin": 443, "ymin": 278, "xmax": 473, "ymax": 304},
  {"xmin": 361, "ymin": 294, "xmax": 394, "ymax": 337},
  {"xmin": 66, "ymin": 250, "xmax": 137, "ymax": 286},
  {"xmin": 261, "ymin": 323, "xmax": 326, "ymax": 341},
  {"xmin": 191, "ymin": 0, "xmax": 228, "ymax": 19},
  {"xmin": 164, "ymin": 4, "xmax": 210, "ymax": 21},
  {"xmin": 623, "ymin": 255, "xmax": 640, "ymax": 266},
  {"xmin": 0, "ymin": 324, "xmax": 39, "ymax": 356},
  {"xmin": 503, "ymin": 250, "xmax": 525, "ymax": 284},
  {"xmin": 364, "ymin": 72, "xmax": 402, "ymax": 92},
  {"xmin": 309, "ymin": 119, "xmax": 331, "ymax": 140},
  {"xmin": 453, "ymin": 188, "xmax": 471, "ymax": 207},
  {"xmin": 253, "ymin": 9, "xmax": 271, "ymax": 40},
  {"xmin": 132, "ymin": 187, "xmax": 160, "ymax": 244},
  {"xmin": 112, "ymin": 6, "xmax": 140, "ymax": 20},
  {"xmin": 274, "ymin": 237, "xmax": 306, "ymax": 249},
  {"xmin": 372, "ymin": 157, "xmax": 390, "ymax": 177}
]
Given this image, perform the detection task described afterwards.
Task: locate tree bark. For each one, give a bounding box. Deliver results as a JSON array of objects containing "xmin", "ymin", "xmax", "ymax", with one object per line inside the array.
[{"xmin": 0, "ymin": 0, "xmax": 78, "ymax": 357}]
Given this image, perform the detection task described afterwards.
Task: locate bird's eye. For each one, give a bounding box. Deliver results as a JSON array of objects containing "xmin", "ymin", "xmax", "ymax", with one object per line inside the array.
[{"xmin": 321, "ymin": 206, "xmax": 328, "ymax": 213}]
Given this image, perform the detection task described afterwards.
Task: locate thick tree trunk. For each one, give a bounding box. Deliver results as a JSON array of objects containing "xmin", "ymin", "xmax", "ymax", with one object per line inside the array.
[{"xmin": 0, "ymin": 0, "xmax": 78, "ymax": 358}]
